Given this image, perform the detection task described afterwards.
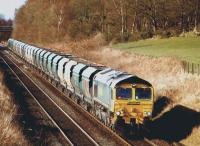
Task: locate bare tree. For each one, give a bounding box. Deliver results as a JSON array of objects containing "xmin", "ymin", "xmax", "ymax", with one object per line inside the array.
[
  {"xmin": 138, "ymin": 0, "xmax": 159, "ymax": 32},
  {"xmin": 51, "ymin": 0, "xmax": 69, "ymax": 39},
  {"xmin": 131, "ymin": 0, "xmax": 138, "ymax": 33},
  {"xmin": 112, "ymin": 0, "xmax": 129, "ymax": 40}
]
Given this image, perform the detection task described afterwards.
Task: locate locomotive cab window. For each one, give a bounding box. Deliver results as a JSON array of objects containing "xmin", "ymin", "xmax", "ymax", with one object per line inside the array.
[
  {"xmin": 116, "ymin": 87, "xmax": 132, "ymax": 100},
  {"xmin": 135, "ymin": 87, "xmax": 151, "ymax": 100}
]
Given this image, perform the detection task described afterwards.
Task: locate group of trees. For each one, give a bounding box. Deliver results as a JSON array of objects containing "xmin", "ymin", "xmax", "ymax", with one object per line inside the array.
[
  {"xmin": 13, "ymin": 0, "xmax": 200, "ymax": 43},
  {"xmin": 0, "ymin": 15, "xmax": 12, "ymax": 26}
]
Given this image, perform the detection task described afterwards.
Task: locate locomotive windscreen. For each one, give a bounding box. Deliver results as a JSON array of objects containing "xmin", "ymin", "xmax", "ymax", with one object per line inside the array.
[
  {"xmin": 116, "ymin": 87, "xmax": 132, "ymax": 100},
  {"xmin": 135, "ymin": 88, "xmax": 151, "ymax": 100}
]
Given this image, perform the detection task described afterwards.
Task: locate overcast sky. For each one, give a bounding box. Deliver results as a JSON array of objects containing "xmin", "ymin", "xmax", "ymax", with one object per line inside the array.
[{"xmin": 0, "ymin": 0, "xmax": 26, "ymax": 20}]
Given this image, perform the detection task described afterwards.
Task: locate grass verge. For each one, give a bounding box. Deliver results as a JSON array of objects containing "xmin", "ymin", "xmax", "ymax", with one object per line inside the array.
[
  {"xmin": 0, "ymin": 70, "xmax": 30, "ymax": 146},
  {"xmin": 113, "ymin": 37, "xmax": 200, "ymax": 63}
]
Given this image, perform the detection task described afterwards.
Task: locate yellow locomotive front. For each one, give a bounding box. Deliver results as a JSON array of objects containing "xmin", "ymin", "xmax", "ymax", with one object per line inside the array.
[{"xmin": 113, "ymin": 83, "xmax": 154, "ymax": 125}]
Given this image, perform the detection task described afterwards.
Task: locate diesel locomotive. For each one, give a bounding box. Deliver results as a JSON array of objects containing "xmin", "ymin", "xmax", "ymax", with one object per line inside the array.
[{"xmin": 8, "ymin": 38, "xmax": 154, "ymax": 129}]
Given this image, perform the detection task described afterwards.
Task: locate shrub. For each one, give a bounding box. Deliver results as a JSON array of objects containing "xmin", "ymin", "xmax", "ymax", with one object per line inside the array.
[{"xmin": 140, "ymin": 30, "xmax": 154, "ymax": 39}]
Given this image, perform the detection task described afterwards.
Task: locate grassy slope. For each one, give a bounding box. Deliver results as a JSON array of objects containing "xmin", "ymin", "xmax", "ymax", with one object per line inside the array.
[
  {"xmin": 0, "ymin": 71, "xmax": 30, "ymax": 146},
  {"xmin": 113, "ymin": 37, "xmax": 200, "ymax": 63}
]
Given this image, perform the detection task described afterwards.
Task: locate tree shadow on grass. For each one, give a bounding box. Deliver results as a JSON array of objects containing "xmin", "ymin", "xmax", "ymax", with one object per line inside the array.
[
  {"xmin": 152, "ymin": 96, "xmax": 173, "ymax": 118},
  {"xmin": 146, "ymin": 104, "xmax": 200, "ymax": 142}
]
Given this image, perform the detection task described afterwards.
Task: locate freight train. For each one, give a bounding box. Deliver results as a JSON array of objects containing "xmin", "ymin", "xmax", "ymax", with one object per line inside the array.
[{"xmin": 7, "ymin": 38, "xmax": 154, "ymax": 129}]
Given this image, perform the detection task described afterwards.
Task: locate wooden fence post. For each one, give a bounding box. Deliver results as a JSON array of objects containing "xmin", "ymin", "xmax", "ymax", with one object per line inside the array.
[
  {"xmin": 192, "ymin": 63, "xmax": 194, "ymax": 74},
  {"xmin": 183, "ymin": 61, "xmax": 186, "ymax": 72},
  {"xmin": 181, "ymin": 61, "xmax": 200, "ymax": 75}
]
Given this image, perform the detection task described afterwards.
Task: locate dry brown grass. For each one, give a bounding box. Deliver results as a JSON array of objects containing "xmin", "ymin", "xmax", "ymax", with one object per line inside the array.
[
  {"xmin": 40, "ymin": 34, "xmax": 200, "ymax": 144},
  {"xmin": 181, "ymin": 127, "xmax": 200, "ymax": 146},
  {"xmin": 0, "ymin": 71, "xmax": 31, "ymax": 146},
  {"xmin": 43, "ymin": 33, "xmax": 106, "ymax": 60}
]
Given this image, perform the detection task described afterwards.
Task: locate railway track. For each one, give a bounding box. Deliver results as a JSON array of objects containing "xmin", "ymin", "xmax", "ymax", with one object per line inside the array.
[
  {"xmin": 0, "ymin": 52, "xmax": 99, "ymax": 146},
  {"xmin": 0, "ymin": 46, "xmax": 164, "ymax": 146}
]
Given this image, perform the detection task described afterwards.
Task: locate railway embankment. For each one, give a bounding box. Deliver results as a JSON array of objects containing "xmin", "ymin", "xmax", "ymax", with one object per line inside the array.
[
  {"xmin": 0, "ymin": 68, "xmax": 30, "ymax": 145},
  {"xmin": 0, "ymin": 53, "xmax": 65, "ymax": 146}
]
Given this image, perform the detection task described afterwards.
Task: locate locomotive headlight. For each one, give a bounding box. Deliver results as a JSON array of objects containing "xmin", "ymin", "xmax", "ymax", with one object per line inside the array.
[
  {"xmin": 144, "ymin": 111, "xmax": 147, "ymax": 115},
  {"xmin": 116, "ymin": 111, "xmax": 121, "ymax": 116},
  {"xmin": 144, "ymin": 111, "xmax": 151, "ymax": 116},
  {"xmin": 147, "ymin": 112, "xmax": 151, "ymax": 116}
]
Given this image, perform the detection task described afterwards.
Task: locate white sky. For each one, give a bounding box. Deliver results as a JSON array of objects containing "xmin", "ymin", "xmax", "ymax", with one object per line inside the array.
[{"xmin": 0, "ymin": 0, "xmax": 26, "ymax": 20}]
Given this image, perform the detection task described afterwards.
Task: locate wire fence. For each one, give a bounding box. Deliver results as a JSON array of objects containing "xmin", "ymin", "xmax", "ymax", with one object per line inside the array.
[{"xmin": 182, "ymin": 61, "xmax": 200, "ymax": 75}]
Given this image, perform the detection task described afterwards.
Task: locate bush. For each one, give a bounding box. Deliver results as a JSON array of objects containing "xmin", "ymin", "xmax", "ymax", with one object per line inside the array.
[
  {"xmin": 128, "ymin": 31, "xmax": 142, "ymax": 41},
  {"xmin": 68, "ymin": 20, "xmax": 80, "ymax": 38},
  {"xmin": 162, "ymin": 31, "xmax": 171, "ymax": 38},
  {"xmin": 140, "ymin": 30, "xmax": 154, "ymax": 39}
]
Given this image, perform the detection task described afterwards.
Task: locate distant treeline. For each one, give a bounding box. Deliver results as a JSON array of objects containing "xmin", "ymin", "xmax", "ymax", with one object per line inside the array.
[
  {"xmin": 0, "ymin": 18, "xmax": 12, "ymax": 26},
  {"xmin": 13, "ymin": 0, "xmax": 200, "ymax": 43}
]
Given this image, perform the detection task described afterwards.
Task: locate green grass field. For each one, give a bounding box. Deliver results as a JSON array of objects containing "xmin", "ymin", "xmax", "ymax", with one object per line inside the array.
[{"xmin": 113, "ymin": 37, "xmax": 200, "ymax": 63}]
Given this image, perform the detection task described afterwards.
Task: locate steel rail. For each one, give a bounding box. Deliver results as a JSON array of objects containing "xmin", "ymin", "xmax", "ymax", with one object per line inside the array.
[{"xmin": 0, "ymin": 56, "xmax": 74, "ymax": 146}]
